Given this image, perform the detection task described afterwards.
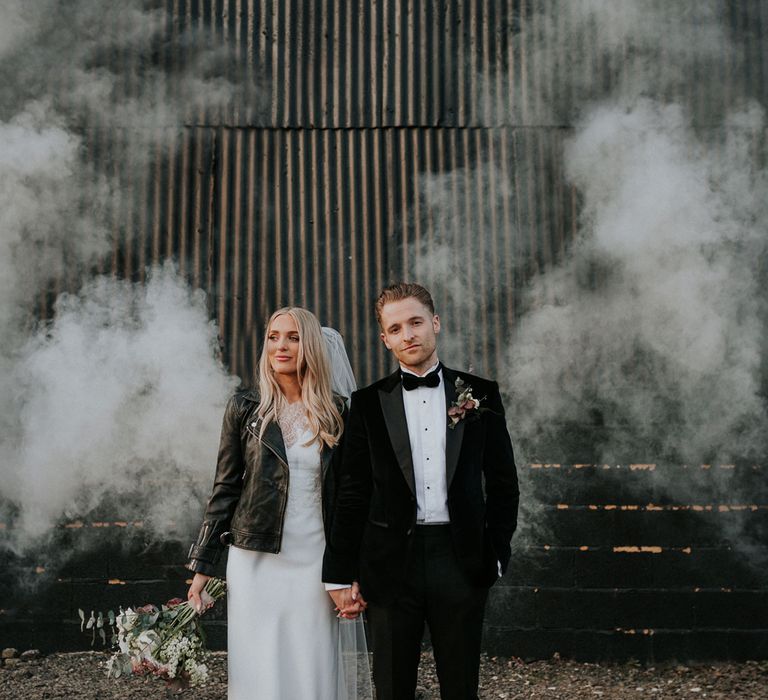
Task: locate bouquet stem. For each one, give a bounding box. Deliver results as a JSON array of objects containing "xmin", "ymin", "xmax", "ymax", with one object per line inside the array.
[{"xmin": 160, "ymin": 577, "xmax": 227, "ymax": 647}]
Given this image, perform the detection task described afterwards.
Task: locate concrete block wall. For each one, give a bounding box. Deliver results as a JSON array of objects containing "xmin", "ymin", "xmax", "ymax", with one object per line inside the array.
[{"xmin": 485, "ymin": 463, "xmax": 768, "ymax": 660}]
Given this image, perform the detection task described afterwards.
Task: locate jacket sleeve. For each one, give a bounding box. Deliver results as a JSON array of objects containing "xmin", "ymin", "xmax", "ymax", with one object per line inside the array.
[
  {"xmin": 186, "ymin": 394, "xmax": 245, "ymax": 576},
  {"xmin": 482, "ymin": 381, "xmax": 519, "ymax": 574},
  {"xmin": 322, "ymin": 390, "xmax": 371, "ymax": 584}
]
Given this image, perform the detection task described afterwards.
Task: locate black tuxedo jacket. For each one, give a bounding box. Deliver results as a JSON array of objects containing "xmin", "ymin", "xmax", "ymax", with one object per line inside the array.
[{"xmin": 322, "ymin": 365, "xmax": 519, "ymax": 604}]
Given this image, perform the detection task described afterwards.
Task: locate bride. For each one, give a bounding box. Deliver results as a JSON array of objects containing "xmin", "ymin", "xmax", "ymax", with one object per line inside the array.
[{"xmin": 185, "ymin": 307, "xmax": 366, "ymax": 699}]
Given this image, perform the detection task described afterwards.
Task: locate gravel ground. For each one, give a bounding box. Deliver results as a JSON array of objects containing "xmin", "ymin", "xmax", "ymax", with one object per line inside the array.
[{"xmin": 1, "ymin": 650, "xmax": 767, "ymax": 699}]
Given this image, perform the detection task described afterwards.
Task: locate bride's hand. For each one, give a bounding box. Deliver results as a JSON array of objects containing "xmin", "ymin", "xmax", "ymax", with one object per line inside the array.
[
  {"xmin": 330, "ymin": 582, "xmax": 367, "ymax": 619},
  {"xmin": 187, "ymin": 572, "xmax": 212, "ymax": 614},
  {"xmin": 338, "ymin": 600, "xmax": 366, "ymax": 619},
  {"xmin": 349, "ymin": 581, "xmax": 367, "ymax": 610}
]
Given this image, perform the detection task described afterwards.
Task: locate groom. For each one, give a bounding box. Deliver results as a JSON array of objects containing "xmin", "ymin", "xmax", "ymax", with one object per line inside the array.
[{"xmin": 323, "ymin": 282, "xmax": 519, "ymax": 700}]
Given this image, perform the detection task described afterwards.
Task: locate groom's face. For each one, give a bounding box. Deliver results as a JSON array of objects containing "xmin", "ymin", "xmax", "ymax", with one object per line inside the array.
[{"xmin": 379, "ymin": 297, "xmax": 440, "ymax": 373}]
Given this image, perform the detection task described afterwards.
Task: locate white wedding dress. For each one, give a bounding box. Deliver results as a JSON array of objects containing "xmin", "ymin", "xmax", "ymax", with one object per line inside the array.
[{"xmin": 226, "ymin": 416, "xmax": 339, "ymax": 700}]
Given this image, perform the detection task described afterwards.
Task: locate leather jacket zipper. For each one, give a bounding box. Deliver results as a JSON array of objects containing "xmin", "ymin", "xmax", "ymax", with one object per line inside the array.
[{"xmin": 260, "ymin": 439, "xmax": 290, "ymax": 551}]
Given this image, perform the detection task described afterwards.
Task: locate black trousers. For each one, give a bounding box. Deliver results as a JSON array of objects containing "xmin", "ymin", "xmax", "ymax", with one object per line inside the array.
[{"xmin": 367, "ymin": 525, "xmax": 489, "ymax": 700}]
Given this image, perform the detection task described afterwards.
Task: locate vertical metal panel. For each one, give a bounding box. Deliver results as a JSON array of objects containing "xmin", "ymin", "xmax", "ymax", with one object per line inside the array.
[
  {"xmin": 188, "ymin": 128, "xmax": 394, "ymax": 386},
  {"xmin": 243, "ymin": 128, "xmax": 258, "ymax": 373}
]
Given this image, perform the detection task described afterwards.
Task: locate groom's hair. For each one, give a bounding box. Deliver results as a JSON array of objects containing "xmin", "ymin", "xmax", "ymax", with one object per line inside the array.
[{"xmin": 375, "ymin": 282, "xmax": 435, "ymax": 327}]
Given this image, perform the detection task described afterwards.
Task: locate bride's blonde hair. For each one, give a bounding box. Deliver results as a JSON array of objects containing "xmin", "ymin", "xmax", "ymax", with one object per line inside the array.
[{"xmin": 256, "ymin": 307, "xmax": 344, "ymax": 449}]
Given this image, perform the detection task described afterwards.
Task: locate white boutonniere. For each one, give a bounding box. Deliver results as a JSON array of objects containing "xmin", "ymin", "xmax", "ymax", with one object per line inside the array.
[{"xmin": 448, "ymin": 377, "xmax": 482, "ymax": 429}]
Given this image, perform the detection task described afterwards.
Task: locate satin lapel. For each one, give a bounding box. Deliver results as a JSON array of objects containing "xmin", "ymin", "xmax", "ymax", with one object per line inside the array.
[
  {"xmin": 378, "ymin": 371, "xmax": 416, "ymax": 495},
  {"xmin": 320, "ymin": 443, "xmax": 333, "ymax": 479},
  {"xmin": 442, "ymin": 366, "xmax": 465, "ymax": 489}
]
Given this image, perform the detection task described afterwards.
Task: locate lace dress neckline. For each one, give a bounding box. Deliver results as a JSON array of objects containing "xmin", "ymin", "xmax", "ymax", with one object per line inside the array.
[{"xmin": 277, "ymin": 400, "xmax": 310, "ymax": 449}]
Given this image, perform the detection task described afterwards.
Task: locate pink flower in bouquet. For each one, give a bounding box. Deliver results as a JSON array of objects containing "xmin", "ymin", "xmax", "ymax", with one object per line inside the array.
[
  {"xmin": 134, "ymin": 604, "xmax": 157, "ymax": 614},
  {"xmin": 165, "ymin": 598, "xmax": 184, "ymax": 608}
]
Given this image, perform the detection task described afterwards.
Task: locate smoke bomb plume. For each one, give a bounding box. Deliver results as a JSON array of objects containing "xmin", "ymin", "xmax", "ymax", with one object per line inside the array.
[
  {"xmin": 0, "ymin": 1, "xmax": 259, "ymax": 560},
  {"xmin": 405, "ymin": 1, "xmax": 768, "ymax": 552},
  {"xmin": 511, "ymin": 100, "xmax": 767, "ymax": 465},
  {"xmin": 408, "ymin": 0, "xmax": 767, "ymax": 466},
  {"xmin": 4, "ymin": 265, "xmax": 238, "ymax": 550}
]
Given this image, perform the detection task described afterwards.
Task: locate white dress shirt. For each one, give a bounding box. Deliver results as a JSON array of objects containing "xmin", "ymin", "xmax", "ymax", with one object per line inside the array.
[{"xmin": 400, "ymin": 361, "xmax": 450, "ymax": 523}]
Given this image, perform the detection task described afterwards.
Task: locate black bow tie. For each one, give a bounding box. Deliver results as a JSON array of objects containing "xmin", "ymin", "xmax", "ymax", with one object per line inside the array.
[{"xmin": 401, "ymin": 365, "xmax": 441, "ymax": 391}]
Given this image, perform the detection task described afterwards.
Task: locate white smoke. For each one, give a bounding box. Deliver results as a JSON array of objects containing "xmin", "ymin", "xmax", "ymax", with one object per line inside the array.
[
  {"xmin": 0, "ymin": 0, "xmax": 258, "ymax": 334},
  {"xmin": 0, "ymin": 103, "xmax": 107, "ymax": 336},
  {"xmin": 504, "ymin": 0, "xmax": 736, "ymax": 127},
  {"xmin": 409, "ymin": 0, "xmax": 767, "ymax": 466},
  {"xmin": 405, "ymin": 1, "xmax": 768, "ymax": 558},
  {"xmin": 5, "ymin": 265, "xmax": 238, "ymax": 548},
  {"xmin": 0, "ymin": 0, "xmax": 258, "ymax": 553},
  {"xmin": 510, "ymin": 99, "xmax": 766, "ymax": 465},
  {"xmin": 405, "ymin": 162, "xmax": 517, "ymax": 367}
]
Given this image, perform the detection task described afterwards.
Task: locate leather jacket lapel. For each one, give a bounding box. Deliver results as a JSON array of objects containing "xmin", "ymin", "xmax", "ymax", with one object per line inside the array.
[
  {"xmin": 442, "ymin": 366, "xmax": 465, "ymax": 489},
  {"xmin": 378, "ymin": 371, "xmax": 416, "ymax": 495},
  {"xmin": 248, "ymin": 416, "xmax": 289, "ymax": 466}
]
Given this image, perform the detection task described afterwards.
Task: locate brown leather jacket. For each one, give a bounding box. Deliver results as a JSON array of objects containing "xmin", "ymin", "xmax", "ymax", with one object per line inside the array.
[{"xmin": 186, "ymin": 389, "xmax": 347, "ymax": 576}]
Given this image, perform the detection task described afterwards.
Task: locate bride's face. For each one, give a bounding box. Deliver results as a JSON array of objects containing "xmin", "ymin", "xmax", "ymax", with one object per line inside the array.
[{"xmin": 267, "ymin": 314, "xmax": 301, "ymax": 377}]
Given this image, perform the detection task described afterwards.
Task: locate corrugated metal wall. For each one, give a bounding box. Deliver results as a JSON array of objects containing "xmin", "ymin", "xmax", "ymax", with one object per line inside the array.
[
  {"xmin": 157, "ymin": 0, "xmax": 768, "ymax": 128},
  {"xmin": 68, "ymin": 0, "xmax": 768, "ymax": 388},
  {"xmin": 12, "ymin": 0, "xmax": 768, "ymax": 661},
  {"xmin": 91, "ymin": 125, "xmax": 571, "ymax": 385}
]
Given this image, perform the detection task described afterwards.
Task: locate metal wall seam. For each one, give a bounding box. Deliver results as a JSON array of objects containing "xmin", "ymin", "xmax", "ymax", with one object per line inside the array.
[{"xmin": 244, "ymin": 128, "xmax": 258, "ymax": 376}]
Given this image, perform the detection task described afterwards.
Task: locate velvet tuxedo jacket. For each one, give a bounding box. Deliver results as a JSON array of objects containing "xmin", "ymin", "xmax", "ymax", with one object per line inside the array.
[{"xmin": 322, "ymin": 365, "xmax": 519, "ymax": 604}]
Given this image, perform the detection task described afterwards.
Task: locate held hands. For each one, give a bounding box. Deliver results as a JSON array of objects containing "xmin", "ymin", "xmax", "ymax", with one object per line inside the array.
[
  {"xmin": 187, "ymin": 572, "xmax": 214, "ymax": 614},
  {"xmin": 328, "ymin": 581, "xmax": 367, "ymax": 619}
]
